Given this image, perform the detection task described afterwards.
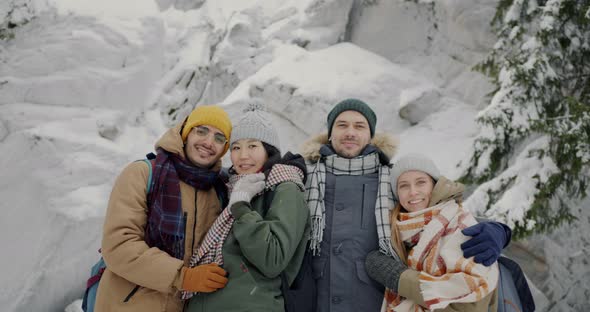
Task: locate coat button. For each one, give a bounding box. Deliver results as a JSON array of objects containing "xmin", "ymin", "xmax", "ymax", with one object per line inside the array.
[
  {"xmin": 332, "ymin": 296, "xmax": 342, "ymax": 304},
  {"xmin": 332, "ymin": 243, "xmax": 342, "ymax": 255}
]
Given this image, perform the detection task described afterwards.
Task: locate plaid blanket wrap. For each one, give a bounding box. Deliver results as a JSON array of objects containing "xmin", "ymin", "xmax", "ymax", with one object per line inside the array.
[
  {"xmin": 381, "ymin": 200, "xmax": 499, "ymax": 311},
  {"xmin": 305, "ymin": 152, "xmax": 398, "ymax": 259},
  {"xmin": 181, "ymin": 164, "xmax": 304, "ymax": 299}
]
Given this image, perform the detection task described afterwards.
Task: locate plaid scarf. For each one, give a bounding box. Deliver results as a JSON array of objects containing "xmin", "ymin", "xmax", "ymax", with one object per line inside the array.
[
  {"xmin": 305, "ymin": 151, "xmax": 398, "ymax": 259},
  {"xmin": 145, "ymin": 149, "xmax": 220, "ymax": 260},
  {"xmin": 382, "ymin": 200, "xmax": 499, "ymax": 311},
  {"xmin": 181, "ymin": 164, "xmax": 304, "ymax": 299}
]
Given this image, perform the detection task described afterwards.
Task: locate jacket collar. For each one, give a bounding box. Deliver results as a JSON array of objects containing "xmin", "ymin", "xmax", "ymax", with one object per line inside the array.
[{"xmin": 301, "ymin": 132, "xmax": 398, "ymax": 164}]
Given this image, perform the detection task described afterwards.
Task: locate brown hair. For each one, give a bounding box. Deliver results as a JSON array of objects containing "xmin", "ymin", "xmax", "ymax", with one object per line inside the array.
[{"xmin": 389, "ymin": 202, "xmax": 408, "ymax": 264}]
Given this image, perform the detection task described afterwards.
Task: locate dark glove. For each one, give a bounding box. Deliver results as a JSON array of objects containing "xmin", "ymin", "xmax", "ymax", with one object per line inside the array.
[
  {"xmin": 365, "ymin": 250, "xmax": 407, "ymax": 292},
  {"xmin": 461, "ymin": 221, "xmax": 511, "ymax": 266}
]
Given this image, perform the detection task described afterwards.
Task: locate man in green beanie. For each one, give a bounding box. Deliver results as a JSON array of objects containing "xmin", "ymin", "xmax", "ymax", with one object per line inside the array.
[
  {"xmin": 325, "ymin": 98, "xmax": 377, "ymax": 158},
  {"xmin": 298, "ymin": 98, "xmax": 512, "ymax": 312}
]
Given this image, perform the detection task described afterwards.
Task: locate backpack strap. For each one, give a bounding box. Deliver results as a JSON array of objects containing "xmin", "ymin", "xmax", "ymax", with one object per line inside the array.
[
  {"xmin": 86, "ymin": 257, "xmax": 107, "ymax": 288},
  {"xmin": 142, "ymin": 159, "xmax": 154, "ymax": 194}
]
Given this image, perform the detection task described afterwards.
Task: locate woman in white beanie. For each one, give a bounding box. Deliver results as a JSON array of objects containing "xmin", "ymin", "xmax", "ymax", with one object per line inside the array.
[
  {"xmin": 367, "ymin": 153, "xmax": 499, "ymax": 312},
  {"xmin": 183, "ymin": 101, "xmax": 310, "ymax": 312}
]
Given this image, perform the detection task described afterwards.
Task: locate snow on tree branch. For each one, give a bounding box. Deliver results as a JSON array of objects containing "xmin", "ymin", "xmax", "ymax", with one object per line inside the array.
[{"xmin": 463, "ymin": 0, "xmax": 590, "ymax": 238}]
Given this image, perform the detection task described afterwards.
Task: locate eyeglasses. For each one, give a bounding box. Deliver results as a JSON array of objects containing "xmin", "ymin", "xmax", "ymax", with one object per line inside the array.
[{"xmin": 192, "ymin": 126, "xmax": 228, "ymax": 145}]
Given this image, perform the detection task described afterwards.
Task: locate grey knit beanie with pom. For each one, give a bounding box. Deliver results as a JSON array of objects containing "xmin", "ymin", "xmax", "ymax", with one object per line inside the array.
[{"xmin": 230, "ymin": 100, "xmax": 281, "ymax": 153}]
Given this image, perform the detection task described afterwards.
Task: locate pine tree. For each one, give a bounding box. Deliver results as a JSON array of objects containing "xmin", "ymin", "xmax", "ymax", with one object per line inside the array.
[{"xmin": 463, "ymin": 0, "xmax": 590, "ymax": 238}]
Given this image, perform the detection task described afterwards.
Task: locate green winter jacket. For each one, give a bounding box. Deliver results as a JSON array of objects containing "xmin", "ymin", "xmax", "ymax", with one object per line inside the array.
[{"xmin": 186, "ymin": 181, "xmax": 310, "ymax": 312}]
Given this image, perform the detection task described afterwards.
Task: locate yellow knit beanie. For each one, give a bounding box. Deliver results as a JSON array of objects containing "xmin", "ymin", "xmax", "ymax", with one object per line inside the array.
[{"xmin": 181, "ymin": 105, "xmax": 232, "ymax": 154}]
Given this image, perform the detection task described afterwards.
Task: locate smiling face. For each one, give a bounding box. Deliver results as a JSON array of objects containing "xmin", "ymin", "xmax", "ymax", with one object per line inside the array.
[
  {"xmin": 396, "ymin": 170, "xmax": 435, "ymax": 212},
  {"xmin": 329, "ymin": 110, "xmax": 372, "ymax": 158},
  {"xmin": 230, "ymin": 139, "xmax": 268, "ymax": 174},
  {"xmin": 184, "ymin": 125, "xmax": 227, "ymax": 168}
]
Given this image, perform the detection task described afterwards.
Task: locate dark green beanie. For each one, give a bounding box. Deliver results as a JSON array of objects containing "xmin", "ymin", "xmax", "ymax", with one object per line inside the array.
[{"xmin": 327, "ymin": 98, "xmax": 377, "ymax": 137}]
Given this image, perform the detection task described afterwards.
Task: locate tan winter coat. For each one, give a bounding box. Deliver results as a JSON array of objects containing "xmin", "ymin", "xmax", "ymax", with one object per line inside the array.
[{"xmin": 95, "ymin": 122, "xmax": 223, "ymax": 312}]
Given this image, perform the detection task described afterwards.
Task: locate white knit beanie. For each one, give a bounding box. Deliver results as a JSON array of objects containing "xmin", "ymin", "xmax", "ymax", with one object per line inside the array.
[
  {"xmin": 230, "ymin": 100, "xmax": 281, "ymax": 153},
  {"xmin": 390, "ymin": 153, "xmax": 440, "ymax": 199}
]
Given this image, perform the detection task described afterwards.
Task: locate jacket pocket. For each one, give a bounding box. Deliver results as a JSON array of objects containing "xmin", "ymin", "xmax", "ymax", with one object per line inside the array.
[
  {"xmin": 311, "ymin": 257, "xmax": 327, "ymax": 280},
  {"xmin": 355, "ymin": 260, "xmax": 373, "ymax": 285},
  {"xmin": 239, "ymin": 259, "xmax": 262, "ymax": 296}
]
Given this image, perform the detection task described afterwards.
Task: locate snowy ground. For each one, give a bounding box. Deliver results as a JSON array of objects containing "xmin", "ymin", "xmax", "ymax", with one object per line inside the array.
[{"xmin": 1, "ymin": 0, "xmax": 587, "ymax": 311}]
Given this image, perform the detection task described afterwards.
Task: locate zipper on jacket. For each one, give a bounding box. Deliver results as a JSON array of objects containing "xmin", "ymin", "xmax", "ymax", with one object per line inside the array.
[
  {"xmin": 360, "ymin": 184, "xmax": 366, "ymax": 227},
  {"xmin": 183, "ymin": 211, "xmax": 188, "ymax": 235},
  {"xmin": 191, "ymin": 189, "xmax": 198, "ymax": 253},
  {"xmin": 182, "ymin": 211, "xmax": 188, "ymax": 262},
  {"xmin": 123, "ymin": 285, "xmax": 140, "ymax": 303}
]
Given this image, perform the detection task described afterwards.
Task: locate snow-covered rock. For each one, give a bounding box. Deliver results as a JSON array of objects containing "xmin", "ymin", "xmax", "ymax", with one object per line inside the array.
[
  {"xmin": 395, "ymin": 97, "xmax": 479, "ymax": 179},
  {"xmin": 398, "ymin": 85, "xmax": 443, "ymax": 125},
  {"xmin": 222, "ymin": 42, "xmax": 430, "ymax": 149},
  {"xmin": 0, "ymin": 103, "xmax": 162, "ymax": 311},
  {"xmin": 1, "ymin": 0, "xmax": 42, "ymax": 27},
  {"xmin": 348, "ymin": 0, "xmax": 497, "ymax": 108},
  {"xmin": 155, "ymin": 0, "xmax": 205, "ymax": 11},
  {"xmin": 0, "ymin": 119, "xmax": 8, "ymax": 141},
  {"xmin": 151, "ymin": 0, "xmax": 355, "ymax": 126},
  {"xmin": 96, "ymin": 113, "xmax": 126, "ymax": 141},
  {"xmin": 64, "ymin": 299, "xmax": 83, "ymax": 312},
  {"xmin": 0, "ymin": 13, "xmax": 166, "ymax": 111}
]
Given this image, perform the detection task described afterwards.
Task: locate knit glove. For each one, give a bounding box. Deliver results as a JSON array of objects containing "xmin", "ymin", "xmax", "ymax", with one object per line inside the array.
[
  {"xmin": 365, "ymin": 250, "xmax": 407, "ymax": 292},
  {"xmin": 181, "ymin": 263, "xmax": 228, "ymax": 293},
  {"xmin": 461, "ymin": 221, "xmax": 511, "ymax": 266},
  {"xmin": 228, "ymin": 173, "xmax": 266, "ymax": 212}
]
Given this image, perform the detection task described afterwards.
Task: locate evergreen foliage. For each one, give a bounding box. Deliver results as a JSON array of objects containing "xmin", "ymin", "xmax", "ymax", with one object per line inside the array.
[{"xmin": 463, "ymin": 0, "xmax": 590, "ymax": 238}]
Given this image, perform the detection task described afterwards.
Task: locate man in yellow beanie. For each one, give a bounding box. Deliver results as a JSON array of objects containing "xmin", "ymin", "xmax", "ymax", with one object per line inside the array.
[{"xmin": 95, "ymin": 105, "xmax": 232, "ymax": 312}]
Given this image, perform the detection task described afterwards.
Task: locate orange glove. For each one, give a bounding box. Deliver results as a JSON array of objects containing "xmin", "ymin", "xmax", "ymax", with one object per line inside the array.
[{"xmin": 181, "ymin": 263, "xmax": 228, "ymax": 293}]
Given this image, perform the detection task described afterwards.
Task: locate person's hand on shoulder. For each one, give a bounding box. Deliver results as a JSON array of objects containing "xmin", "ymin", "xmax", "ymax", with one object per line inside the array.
[{"xmin": 461, "ymin": 221, "xmax": 511, "ymax": 266}]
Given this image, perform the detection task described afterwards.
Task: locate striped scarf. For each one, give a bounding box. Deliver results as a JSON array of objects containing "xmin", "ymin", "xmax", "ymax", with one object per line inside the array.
[
  {"xmin": 305, "ymin": 152, "xmax": 398, "ymax": 259},
  {"xmin": 145, "ymin": 149, "xmax": 220, "ymax": 260},
  {"xmin": 381, "ymin": 200, "xmax": 499, "ymax": 311},
  {"xmin": 181, "ymin": 164, "xmax": 304, "ymax": 299}
]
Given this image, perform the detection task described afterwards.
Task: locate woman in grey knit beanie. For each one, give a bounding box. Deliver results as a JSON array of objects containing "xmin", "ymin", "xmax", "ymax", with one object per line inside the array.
[
  {"xmin": 186, "ymin": 100, "xmax": 311, "ymax": 312},
  {"xmin": 365, "ymin": 153, "xmax": 500, "ymax": 312},
  {"xmin": 229, "ymin": 101, "xmax": 282, "ymax": 174}
]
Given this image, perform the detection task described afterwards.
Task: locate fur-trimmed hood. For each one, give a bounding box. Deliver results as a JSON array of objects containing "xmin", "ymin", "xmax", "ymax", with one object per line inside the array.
[{"xmin": 300, "ymin": 132, "xmax": 398, "ymax": 163}]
